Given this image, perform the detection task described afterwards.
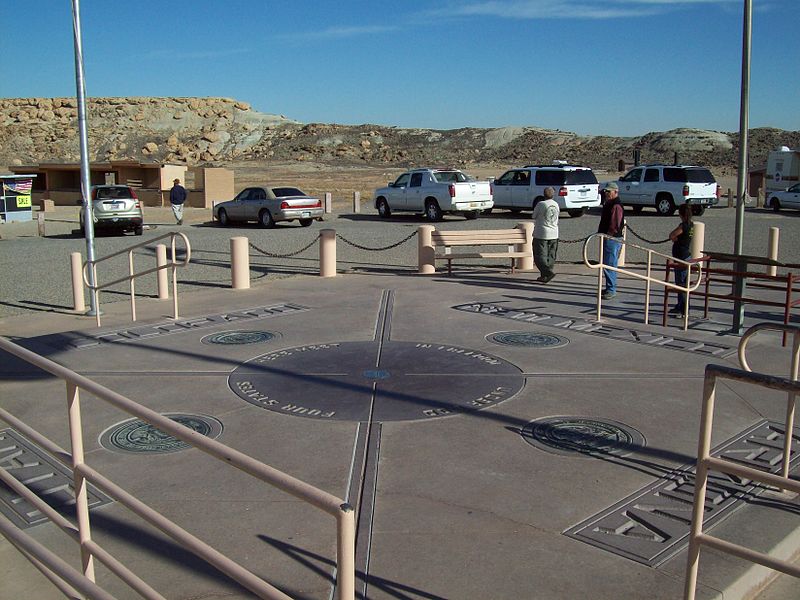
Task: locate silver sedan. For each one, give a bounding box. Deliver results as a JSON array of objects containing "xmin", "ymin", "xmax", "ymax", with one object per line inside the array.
[
  {"xmin": 214, "ymin": 186, "xmax": 323, "ymax": 227},
  {"xmin": 768, "ymin": 183, "xmax": 800, "ymax": 212}
]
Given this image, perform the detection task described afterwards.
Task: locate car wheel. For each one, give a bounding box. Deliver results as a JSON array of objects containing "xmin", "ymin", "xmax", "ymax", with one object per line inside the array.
[
  {"xmin": 771, "ymin": 198, "xmax": 781, "ymax": 212},
  {"xmin": 259, "ymin": 209, "xmax": 275, "ymax": 228},
  {"xmin": 655, "ymin": 194, "xmax": 676, "ymax": 216},
  {"xmin": 630, "ymin": 205, "xmax": 643, "ymax": 214},
  {"xmin": 691, "ymin": 205, "xmax": 705, "ymax": 216},
  {"xmin": 134, "ymin": 225, "xmax": 143, "ymax": 236},
  {"xmin": 509, "ymin": 208, "xmax": 522, "ymax": 215},
  {"xmin": 218, "ymin": 209, "xmax": 229, "ymax": 226},
  {"xmin": 567, "ymin": 208, "xmax": 586, "ymax": 218},
  {"xmin": 425, "ymin": 199, "xmax": 443, "ymax": 222},
  {"xmin": 377, "ymin": 198, "xmax": 391, "ymax": 218},
  {"xmin": 299, "ymin": 218, "xmax": 313, "ymax": 227},
  {"xmin": 464, "ymin": 210, "xmax": 479, "ymax": 220},
  {"xmin": 482, "ymin": 207, "xmax": 493, "ymax": 215}
]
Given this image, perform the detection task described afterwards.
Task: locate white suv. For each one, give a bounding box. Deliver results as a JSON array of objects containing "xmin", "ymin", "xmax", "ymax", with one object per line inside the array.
[
  {"xmin": 490, "ymin": 164, "xmax": 600, "ymax": 217},
  {"xmin": 613, "ymin": 164, "xmax": 720, "ymax": 216}
]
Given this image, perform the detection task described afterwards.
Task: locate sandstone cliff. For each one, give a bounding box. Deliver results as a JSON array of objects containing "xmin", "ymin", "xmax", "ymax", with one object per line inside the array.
[{"xmin": 1, "ymin": 97, "xmax": 798, "ymax": 172}]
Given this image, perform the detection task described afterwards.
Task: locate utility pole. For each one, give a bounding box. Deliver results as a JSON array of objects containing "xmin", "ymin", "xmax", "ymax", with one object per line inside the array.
[
  {"xmin": 732, "ymin": 0, "xmax": 752, "ymax": 334},
  {"xmin": 71, "ymin": 0, "xmax": 99, "ymax": 315}
]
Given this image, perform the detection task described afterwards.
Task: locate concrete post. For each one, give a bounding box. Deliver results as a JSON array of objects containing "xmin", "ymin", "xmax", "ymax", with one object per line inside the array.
[
  {"xmin": 230, "ymin": 236, "xmax": 250, "ymax": 289},
  {"xmin": 515, "ymin": 222, "xmax": 534, "ymax": 271},
  {"xmin": 70, "ymin": 252, "xmax": 86, "ymax": 313},
  {"xmin": 37, "ymin": 212, "xmax": 46, "ymax": 237},
  {"xmin": 768, "ymin": 226, "xmax": 779, "ymax": 276},
  {"xmin": 691, "ymin": 222, "xmax": 705, "ymax": 259},
  {"xmin": 324, "ymin": 192, "xmax": 332, "ymax": 214},
  {"xmin": 418, "ymin": 225, "xmax": 435, "ymax": 274},
  {"xmin": 619, "ymin": 227, "xmax": 627, "ymax": 267},
  {"xmin": 352, "ymin": 191, "xmax": 361, "ymax": 213},
  {"xmin": 320, "ymin": 229, "xmax": 336, "ymax": 277},
  {"xmin": 156, "ymin": 243, "xmax": 169, "ymax": 299}
]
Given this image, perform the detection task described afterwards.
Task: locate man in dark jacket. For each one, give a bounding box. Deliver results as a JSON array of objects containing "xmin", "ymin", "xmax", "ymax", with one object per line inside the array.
[
  {"xmin": 170, "ymin": 178, "xmax": 187, "ymax": 225},
  {"xmin": 597, "ymin": 181, "xmax": 625, "ymax": 299}
]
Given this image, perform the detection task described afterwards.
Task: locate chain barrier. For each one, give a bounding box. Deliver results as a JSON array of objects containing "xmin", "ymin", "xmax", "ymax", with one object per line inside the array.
[
  {"xmin": 336, "ymin": 229, "xmax": 418, "ymax": 251},
  {"xmin": 559, "ymin": 233, "xmax": 593, "ymax": 245},
  {"xmin": 249, "ymin": 235, "xmax": 321, "ymax": 258},
  {"xmin": 625, "ymin": 224, "xmax": 670, "ymax": 245}
]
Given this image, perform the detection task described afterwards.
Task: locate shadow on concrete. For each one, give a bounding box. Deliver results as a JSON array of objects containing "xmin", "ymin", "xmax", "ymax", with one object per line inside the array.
[{"xmin": 258, "ymin": 534, "xmax": 449, "ymax": 600}]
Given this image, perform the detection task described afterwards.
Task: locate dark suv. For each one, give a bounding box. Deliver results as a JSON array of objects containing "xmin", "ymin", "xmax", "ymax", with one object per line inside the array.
[{"xmin": 79, "ymin": 185, "xmax": 144, "ymax": 235}]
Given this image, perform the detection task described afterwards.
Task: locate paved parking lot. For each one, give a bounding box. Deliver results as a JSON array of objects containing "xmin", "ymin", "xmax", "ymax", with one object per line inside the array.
[{"xmin": 0, "ymin": 203, "xmax": 798, "ymax": 320}]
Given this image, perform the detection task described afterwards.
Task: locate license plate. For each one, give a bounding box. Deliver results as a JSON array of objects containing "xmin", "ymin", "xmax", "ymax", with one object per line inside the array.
[
  {"xmin": 302, "ymin": 211, "xmax": 310, "ymax": 218},
  {"xmin": 469, "ymin": 202, "xmax": 478, "ymax": 208}
]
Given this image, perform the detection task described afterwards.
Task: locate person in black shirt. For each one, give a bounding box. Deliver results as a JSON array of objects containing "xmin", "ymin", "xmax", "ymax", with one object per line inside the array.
[
  {"xmin": 668, "ymin": 203, "xmax": 694, "ymax": 316},
  {"xmin": 170, "ymin": 178, "xmax": 187, "ymax": 225}
]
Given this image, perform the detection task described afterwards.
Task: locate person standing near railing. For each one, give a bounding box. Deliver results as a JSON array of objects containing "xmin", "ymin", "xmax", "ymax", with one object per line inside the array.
[
  {"xmin": 598, "ymin": 181, "xmax": 624, "ymax": 299},
  {"xmin": 668, "ymin": 203, "xmax": 694, "ymax": 317}
]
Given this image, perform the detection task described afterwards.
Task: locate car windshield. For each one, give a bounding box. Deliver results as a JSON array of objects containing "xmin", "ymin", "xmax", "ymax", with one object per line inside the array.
[
  {"xmin": 271, "ymin": 187, "xmax": 306, "ymax": 197},
  {"xmin": 433, "ymin": 171, "xmax": 468, "ymax": 183},
  {"xmin": 96, "ymin": 187, "xmax": 132, "ymax": 200},
  {"xmin": 565, "ymin": 170, "xmax": 598, "ymax": 185}
]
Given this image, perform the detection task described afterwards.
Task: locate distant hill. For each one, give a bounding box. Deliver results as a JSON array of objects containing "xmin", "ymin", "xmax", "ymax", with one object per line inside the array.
[{"xmin": 1, "ymin": 97, "xmax": 797, "ymax": 173}]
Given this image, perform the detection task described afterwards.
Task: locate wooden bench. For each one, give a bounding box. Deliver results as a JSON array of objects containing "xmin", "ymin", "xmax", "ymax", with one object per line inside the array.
[{"xmin": 430, "ymin": 228, "xmax": 532, "ymax": 275}]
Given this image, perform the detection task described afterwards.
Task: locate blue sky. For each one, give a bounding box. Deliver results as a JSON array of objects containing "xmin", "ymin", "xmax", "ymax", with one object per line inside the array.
[{"xmin": 1, "ymin": 1, "xmax": 797, "ymax": 136}]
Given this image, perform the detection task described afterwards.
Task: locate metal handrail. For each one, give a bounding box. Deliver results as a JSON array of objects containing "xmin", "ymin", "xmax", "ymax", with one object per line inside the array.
[
  {"xmin": 683, "ymin": 324, "xmax": 800, "ymax": 600},
  {"xmin": 0, "ymin": 336, "xmax": 355, "ymax": 600},
  {"xmin": 82, "ymin": 231, "xmax": 191, "ymax": 327},
  {"xmin": 582, "ymin": 233, "xmax": 703, "ymax": 331}
]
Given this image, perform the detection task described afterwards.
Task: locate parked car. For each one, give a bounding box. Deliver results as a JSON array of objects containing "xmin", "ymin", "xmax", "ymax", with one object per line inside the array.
[
  {"xmin": 490, "ymin": 164, "xmax": 600, "ymax": 217},
  {"xmin": 611, "ymin": 164, "xmax": 720, "ymax": 216},
  {"xmin": 214, "ymin": 186, "xmax": 323, "ymax": 227},
  {"xmin": 767, "ymin": 182, "xmax": 800, "ymax": 212},
  {"xmin": 78, "ymin": 184, "xmax": 143, "ymax": 236},
  {"xmin": 373, "ymin": 168, "xmax": 493, "ymax": 221}
]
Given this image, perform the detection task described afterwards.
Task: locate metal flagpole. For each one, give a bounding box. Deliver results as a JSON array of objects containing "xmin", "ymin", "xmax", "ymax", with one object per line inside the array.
[
  {"xmin": 732, "ymin": 0, "xmax": 752, "ymax": 334},
  {"xmin": 71, "ymin": 0, "xmax": 99, "ymax": 315}
]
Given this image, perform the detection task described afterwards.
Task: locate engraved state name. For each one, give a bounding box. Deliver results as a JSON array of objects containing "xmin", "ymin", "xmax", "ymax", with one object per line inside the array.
[
  {"xmin": 454, "ymin": 303, "xmax": 736, "ymax": 359},
  {"xmin": 53, "ymin": 304, "xmax": 309, "ymax": 350}
]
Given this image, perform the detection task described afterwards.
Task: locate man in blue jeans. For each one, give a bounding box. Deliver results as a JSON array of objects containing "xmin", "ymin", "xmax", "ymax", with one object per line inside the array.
[{"xmin": 598, "ymin": 182, "xmax": 625, "ymax": 299}]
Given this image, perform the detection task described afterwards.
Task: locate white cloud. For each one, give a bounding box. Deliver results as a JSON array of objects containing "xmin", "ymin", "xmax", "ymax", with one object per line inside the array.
[{"xmin": 432, "ymin": 0, "xmax": 741, "ymax": 20}]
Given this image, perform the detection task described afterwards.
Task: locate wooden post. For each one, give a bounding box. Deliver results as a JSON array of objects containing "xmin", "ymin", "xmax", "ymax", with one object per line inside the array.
[
  {"xmin": 37, "ymin": 212, "xmax": 46, "ymax": 237},
  {"xmin": 324, "ymin": 192, "xmax": 332, "ymax": 214},
  {"xmin": 352, "ymin": 191, "xmax": 361, "ymax": 213}
]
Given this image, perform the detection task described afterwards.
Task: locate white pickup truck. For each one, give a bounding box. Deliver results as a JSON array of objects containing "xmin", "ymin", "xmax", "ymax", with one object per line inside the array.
[{"xmin": 374, "ymin": 168, "xmax": 493, "ymax": 221}]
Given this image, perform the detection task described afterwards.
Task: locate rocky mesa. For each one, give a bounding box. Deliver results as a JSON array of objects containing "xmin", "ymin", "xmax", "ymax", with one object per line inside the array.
[{"xmin": 1, "ymin": 97, "xmax": 798, "ymax": 173}]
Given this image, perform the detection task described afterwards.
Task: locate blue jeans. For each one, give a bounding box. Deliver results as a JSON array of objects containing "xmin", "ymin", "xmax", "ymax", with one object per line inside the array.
[{"xmin": 602, "ymin": 238, "xmax": 622, "ymax": 293}]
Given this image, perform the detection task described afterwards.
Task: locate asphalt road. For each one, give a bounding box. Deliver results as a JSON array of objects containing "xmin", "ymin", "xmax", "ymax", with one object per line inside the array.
[{"xmin": 0, "ymin": 204, "xmax": 798, "ymax": 319}]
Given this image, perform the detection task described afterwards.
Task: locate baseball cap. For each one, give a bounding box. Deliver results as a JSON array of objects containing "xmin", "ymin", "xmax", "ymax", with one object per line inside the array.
[{"xmin": 604, "ymin": 181, "xmax": 619, "ymax": 191}]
